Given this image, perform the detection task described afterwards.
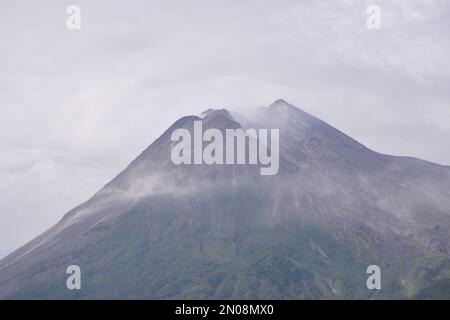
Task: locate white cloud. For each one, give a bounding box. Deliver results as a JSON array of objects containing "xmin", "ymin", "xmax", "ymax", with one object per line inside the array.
[{"xmin": 0, "ymin": 0, "xmax": 449, "ymax": 256}]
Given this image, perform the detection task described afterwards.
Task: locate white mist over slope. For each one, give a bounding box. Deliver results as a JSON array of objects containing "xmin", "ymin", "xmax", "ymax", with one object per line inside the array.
[
  {"xmin": 1, "ymin": 0, "xmax": 449, "ymax": 257},
  {"xmin": 1, "ymin": 100, "xmax": 450, "ymax": 299}
]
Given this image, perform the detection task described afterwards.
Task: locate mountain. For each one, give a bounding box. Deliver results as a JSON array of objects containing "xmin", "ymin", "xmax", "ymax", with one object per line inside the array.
[
  {"xmin": 0, "ymin": 250, "xmax": 7, "ymax": 261},
  {"xmin": 1, "ymin": 99, "xmax": 450, "ymax": 299}
]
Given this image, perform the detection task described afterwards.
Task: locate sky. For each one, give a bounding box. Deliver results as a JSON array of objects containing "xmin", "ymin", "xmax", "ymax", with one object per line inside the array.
[{"xmin": 0, "ymin": 0, "xmax": 449, "ymax": 259}]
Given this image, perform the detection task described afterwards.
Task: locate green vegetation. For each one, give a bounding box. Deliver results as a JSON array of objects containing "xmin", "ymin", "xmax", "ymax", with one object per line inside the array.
[{"xmin": 8, "ymin": 186, "xmax": 450, "ymax": 299}]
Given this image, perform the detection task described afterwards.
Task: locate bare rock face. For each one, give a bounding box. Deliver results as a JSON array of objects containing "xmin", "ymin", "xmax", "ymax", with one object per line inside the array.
[{"xmin": 1, "ymin": 100, "xmax": 450, "ymax": 299}]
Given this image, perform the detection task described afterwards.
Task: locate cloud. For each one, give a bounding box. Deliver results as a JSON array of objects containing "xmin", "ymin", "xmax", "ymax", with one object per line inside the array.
[{"xmin": 0, "ymin": 0, "xmax": 449, "ymax": 255}]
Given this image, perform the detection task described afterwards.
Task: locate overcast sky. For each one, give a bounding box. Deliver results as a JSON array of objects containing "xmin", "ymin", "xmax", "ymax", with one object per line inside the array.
[{"xmin": 0, "ymin": 0, "xmax": 449, "ymax": 258}]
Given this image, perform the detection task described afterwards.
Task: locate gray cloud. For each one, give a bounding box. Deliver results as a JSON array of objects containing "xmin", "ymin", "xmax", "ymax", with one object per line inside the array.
[{"xmin": 1, "ymin": 0, "xmax": 449, "ymax": 256}]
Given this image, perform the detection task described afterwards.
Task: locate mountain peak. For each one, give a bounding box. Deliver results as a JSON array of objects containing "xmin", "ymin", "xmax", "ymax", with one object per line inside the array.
[
  {"xmin": 269, "ymin": 99, "xmax": 296, "ymax": 111},
  {"xmin": 201, "ymin": 108, "xmax": 233, "ymax": 120},
  {"xmin": 272, "ymin": 98, "xmax": 290, "ymax": 105},
  {"xmin": 262, "ymin": 99, "xmax": 318, "ymax": 127}
]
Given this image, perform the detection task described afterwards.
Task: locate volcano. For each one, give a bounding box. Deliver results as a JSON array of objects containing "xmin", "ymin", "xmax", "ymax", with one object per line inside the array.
[{"xmin": 1, "ymin": 99, "xmax": 450, "ymax": 299}]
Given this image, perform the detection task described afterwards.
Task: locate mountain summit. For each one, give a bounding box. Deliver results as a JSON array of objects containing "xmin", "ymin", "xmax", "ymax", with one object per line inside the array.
[{"xmin": 1, "ymin": 100, "xmax": 450, "ymax": 299}]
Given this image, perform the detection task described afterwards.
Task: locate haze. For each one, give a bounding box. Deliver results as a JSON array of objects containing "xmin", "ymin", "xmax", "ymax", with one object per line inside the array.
[{"xmin": 0, "ymin": 0, "xmax": 449, "ymax": 258}]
